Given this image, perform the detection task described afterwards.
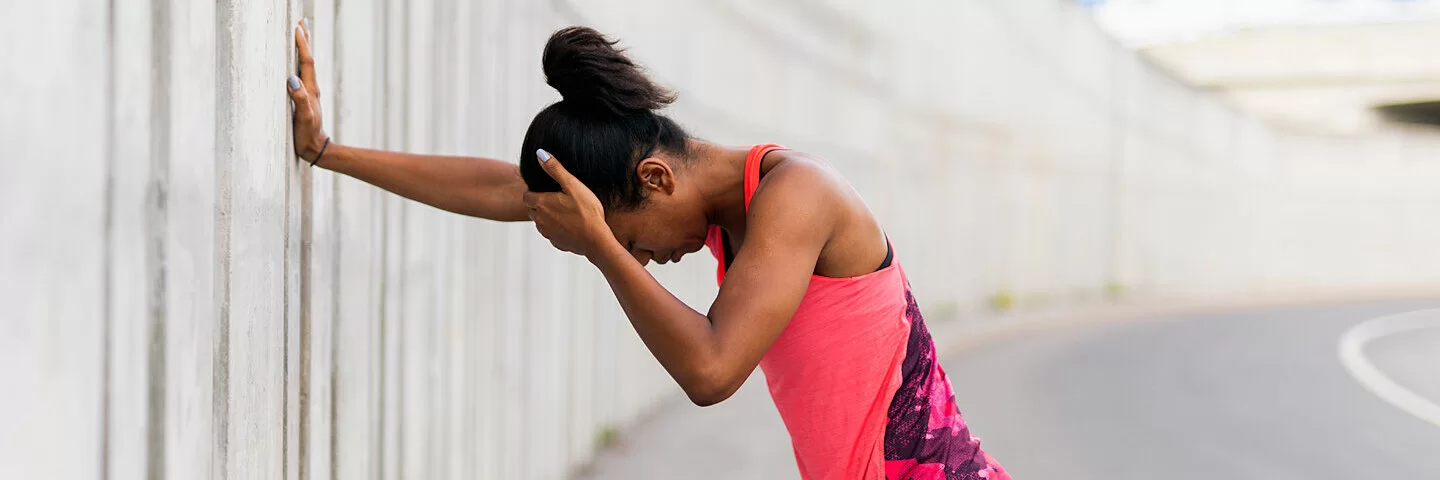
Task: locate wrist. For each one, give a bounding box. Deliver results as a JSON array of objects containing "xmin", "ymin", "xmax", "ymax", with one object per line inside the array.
[
  {"xmin": 296, "ymin": 131, "xmax": 327, "ymax": 161},
  {"xmin": 309, "ymin": 136, "xmax": 332, "ymax": 167},
  {"xmin": 314, "ymin": 142, "xmax": 347, "ymax": 171},
  {"xmin": 585, "ymin": 234, "xmax": 630, "ymax": 268}
]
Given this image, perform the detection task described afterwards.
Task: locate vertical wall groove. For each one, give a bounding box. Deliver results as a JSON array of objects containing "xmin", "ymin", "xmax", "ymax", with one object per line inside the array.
[
  {"xmin": 327, "ymin": 191, "xmax": 340, "ymax": 480},
  {"xmin": 373, "ymin": 2, "xmax": 390, "ymax": 477},
  {"xmin": 326, "ymin": 2, "xmax": 344, "ymax": 480},
  {"xmin": 211, "ymin": 2, "xmax": 235, "ymax": 479},
  {"xmin": 374, "ymin": 0, "xmax": 390, "ymax": 476},
  {"xmin": 295, "ymin": 2, "xmax": 317, "ymax": 479},
  {"xmin": 145, "ymin": 0, "xmax": 172, "ymax": 478},
  {"xmin": 283, "ymin": 1, "xmax": 300, "ymax": 475},
  {"xmin": 394, "ymin": 1, "xmax": 410, "ymax": 475},
  {"xmin": 100, "ymin": 0, "xmax": 117, "ymax": 477},
  {"xmin": 373, "ymin": 191, "xmax": 385, "ymax": 480},
  {"xmin": 394, "ymin": 205, "xmax": 407, "ymax": 480}
]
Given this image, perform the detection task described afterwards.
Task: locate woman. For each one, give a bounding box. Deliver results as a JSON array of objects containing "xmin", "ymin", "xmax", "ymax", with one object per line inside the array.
[{"xmin": 287, "ymin": 22, "xmax": 1009, "ymax": 480}]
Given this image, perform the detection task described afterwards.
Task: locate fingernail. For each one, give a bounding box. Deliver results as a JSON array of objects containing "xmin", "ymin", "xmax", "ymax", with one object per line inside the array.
[
  {"xmin": 302, "ymin": 18, "xmax": 309, "ymax": 31},
  {"xmin": 288, "ymin": 76, "xmax": 301, "ymax": 90},
  {"xmin": 536, "ymin": 149, "xmax": 552, "ymax": 162}
]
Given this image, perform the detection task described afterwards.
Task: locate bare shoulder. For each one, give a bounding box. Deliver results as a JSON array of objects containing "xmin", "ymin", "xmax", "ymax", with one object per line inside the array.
[
  {"xmin": 745, "ymin": 150, "xmax": 853, "ymax": 235},
  {"xmin": 751, "ymin": 149, "xmax": 850, "ymax": 207}
]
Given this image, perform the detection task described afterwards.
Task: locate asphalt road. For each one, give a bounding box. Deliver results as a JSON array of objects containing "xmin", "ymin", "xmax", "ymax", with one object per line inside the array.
[
  {"xmin": 949, "ymin": 300, "xmax": 1440, "ymax": 480},
  {"xmin": 581, "ymin": 300, "xmax": 1440, "ymax": 479}
]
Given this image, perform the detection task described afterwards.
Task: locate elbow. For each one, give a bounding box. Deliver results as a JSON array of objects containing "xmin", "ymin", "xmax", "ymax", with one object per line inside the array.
[{"xmin": 681, "ymin": 369, "xmax": 744, "ymax": 407}]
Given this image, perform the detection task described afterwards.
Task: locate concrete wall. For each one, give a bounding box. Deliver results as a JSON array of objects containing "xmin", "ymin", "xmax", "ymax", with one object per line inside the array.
[{"xmin": 2, "ymin": 0, "xmax": 1438, "ymax": 479}]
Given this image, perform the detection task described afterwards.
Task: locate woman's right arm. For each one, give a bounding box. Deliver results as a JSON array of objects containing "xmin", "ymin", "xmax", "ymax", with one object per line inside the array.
[
  {"xmin": 315, "ymin": 145, "xmax": 530, "ymax": 221},
  {"xmin": 285, "ymin": 20, "xmax": 529, "ymax": 222}
]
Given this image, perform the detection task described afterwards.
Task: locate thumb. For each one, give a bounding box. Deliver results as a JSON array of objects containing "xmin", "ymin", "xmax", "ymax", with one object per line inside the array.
[{"xmin": 536, "ymin": 149, "xmax": 582, "ymax": 192}]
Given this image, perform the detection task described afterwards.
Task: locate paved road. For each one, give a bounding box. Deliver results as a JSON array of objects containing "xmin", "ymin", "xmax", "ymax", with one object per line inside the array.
[
  {"xmin": 1363, "ymin": 317, "xmax": 1440, "ymax": 418},
  {"xmin": 950, "ymin": 300, "xmax": 1440, "ymax": 480},
  {"xmin": 580, "ymin": 300, "xmax": 1440, "ymax": 479}
]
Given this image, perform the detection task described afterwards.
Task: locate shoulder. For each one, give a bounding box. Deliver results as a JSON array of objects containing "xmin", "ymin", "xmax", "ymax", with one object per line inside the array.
[
  {"xmin": 746, "ymin": 150, "xmax": 845, "ymax": 234},
  {"xmin": 753, "ymin": 150, "xmax": 846, "ymax": 204}
]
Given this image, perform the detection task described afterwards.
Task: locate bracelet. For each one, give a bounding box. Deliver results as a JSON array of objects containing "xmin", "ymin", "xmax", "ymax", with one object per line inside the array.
[{"xmin": 310, "ymin": 137, "xmax": 331, "ymax": 167}]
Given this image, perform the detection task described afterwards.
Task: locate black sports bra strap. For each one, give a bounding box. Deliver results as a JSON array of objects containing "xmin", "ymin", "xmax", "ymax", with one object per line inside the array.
[
  {"xmin": 877, "ymin": 240, "xmax": 894, "ymax": 271},
  {"xmin": 721, "ymin": 230, "xmax": 736, "ymax": 270}
]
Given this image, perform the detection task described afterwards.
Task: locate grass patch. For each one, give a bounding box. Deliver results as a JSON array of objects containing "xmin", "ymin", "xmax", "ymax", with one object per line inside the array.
[
  {"xmin": 595, "ymin": 424, "xmax": 620, "ymax": 450},
  {"xmin": 1105, "ymin": 281, "xmax": 1126, "ymax": 299},
  {"xmin": 987, "ymin": 291, "xmax": 1015, "ymax": 311}
]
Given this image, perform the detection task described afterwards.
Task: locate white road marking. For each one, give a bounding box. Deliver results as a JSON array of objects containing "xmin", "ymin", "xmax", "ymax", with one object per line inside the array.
[{"xmin": 1337, "ymin": 309, "xmax": 1440, "ymax": 429}]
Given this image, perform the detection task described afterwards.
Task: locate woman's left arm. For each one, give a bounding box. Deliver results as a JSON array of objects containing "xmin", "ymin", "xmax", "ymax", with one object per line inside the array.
[{"xmin": 524, "ymin": 151, "xmax": 833, "ymax": 406}]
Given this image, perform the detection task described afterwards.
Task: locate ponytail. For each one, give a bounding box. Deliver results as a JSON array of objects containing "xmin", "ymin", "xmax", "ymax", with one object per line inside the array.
[{"xmin": 520, "ymin": 27, "xmax": 690, "ymax": 210}]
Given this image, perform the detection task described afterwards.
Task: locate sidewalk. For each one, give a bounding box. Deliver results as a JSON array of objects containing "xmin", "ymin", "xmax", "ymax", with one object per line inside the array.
[{"xmin": 575, "ymin": 370, "xmax": 801, "ymax": 479}]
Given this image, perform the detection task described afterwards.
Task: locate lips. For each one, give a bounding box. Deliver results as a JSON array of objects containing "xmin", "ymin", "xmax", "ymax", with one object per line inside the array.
[{"xmin": 675, "ymin": 242, "xmax": 705, "ymax": 263}]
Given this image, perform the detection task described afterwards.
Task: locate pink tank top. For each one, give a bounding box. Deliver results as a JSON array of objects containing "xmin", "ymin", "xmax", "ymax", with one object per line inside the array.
[{"xmin": 704, "ymin": 145, "xmax": 1007, "ymax": 480}]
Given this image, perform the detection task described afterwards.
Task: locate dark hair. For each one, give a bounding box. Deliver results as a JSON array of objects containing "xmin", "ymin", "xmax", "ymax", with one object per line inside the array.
[{"xmin": 519, "ymin": 26, "xmax": 690, "ymax": 210}]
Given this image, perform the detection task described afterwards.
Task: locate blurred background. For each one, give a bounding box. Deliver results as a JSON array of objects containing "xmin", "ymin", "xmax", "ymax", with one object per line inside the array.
[{"xmin": 2, "ymin": 0, "xmax": 1438, "ymax": 479}]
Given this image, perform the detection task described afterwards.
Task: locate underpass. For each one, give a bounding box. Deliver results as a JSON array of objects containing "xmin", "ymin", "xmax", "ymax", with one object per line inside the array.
[{"xmin": 6, "ymin": 0, "xmax": 1440, "ymax": 478}]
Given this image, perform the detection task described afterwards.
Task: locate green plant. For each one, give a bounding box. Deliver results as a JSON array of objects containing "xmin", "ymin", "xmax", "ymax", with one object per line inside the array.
[
  {"xmin": 595, "ymin": 424, "xmax": 620, "ymax": 450},
  {"xmin": 1105, "ymin": 281, "xmax": 1125, "ymax": 299},
  {"xmin": 987, "ymin": 291, "xmax": 1015, "ymax": 311}
]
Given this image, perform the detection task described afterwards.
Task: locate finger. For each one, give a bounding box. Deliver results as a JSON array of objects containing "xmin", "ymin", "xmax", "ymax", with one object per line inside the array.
[
  {"xmin": 286, "ymin": 75, "xmax": 311, "ymax": 108},
  {"xmin": 295, "ymin": 23, "xmax": 317, "ymax": 96},
  {"xmin": 535, "ymin": 149, "xmax": 583, "ymax": 193},
  {"xmin": 522, "ymin": 191, "xmax": 540, "ymax": 209}
]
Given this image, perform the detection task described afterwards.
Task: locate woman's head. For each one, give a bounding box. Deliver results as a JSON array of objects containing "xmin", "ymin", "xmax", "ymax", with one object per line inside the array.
[{"xmin": 521, "ymin": 27, "xmax": 709, "ymax": 265}]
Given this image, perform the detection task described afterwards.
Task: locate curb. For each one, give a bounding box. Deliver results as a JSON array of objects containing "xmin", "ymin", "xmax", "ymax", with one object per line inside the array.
[{"xmin": 929, "ymin": 285, "xmax": 1440, "ymax": 359}]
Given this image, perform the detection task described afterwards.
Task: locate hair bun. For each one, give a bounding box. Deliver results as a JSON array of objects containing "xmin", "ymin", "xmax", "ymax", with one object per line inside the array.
[{"xmin": 542, "ymin": 26, "xmax": 676, "ymax": 116}]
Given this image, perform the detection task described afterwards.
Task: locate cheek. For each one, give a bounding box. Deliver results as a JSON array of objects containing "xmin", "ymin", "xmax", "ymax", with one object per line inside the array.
[
  {"xmin": 665, "ymin": 208, "xmax": 708, "ymax": 241},
  {"xmin": 632, "ymin": 213, "xmax": 690, "ymax": 250},
  {"xmin": 604, "ymin": 216, "xmax": 637, "ymax": 245},
  {"xmin": 647, "ymin": 216, "xmax": 688, "ymax": 247},
  {"xmin": 616, "ymin": 205, "xmax": 706, "ymax": 250},
  {"xmin": 608, "ymin": 214, "xmax": 662, "ymax": 249}
]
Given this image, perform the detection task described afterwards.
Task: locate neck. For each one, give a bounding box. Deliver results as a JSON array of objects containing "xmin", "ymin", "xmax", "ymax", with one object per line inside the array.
[{"xmin": 689, "ymin": 139, "xmax": 752, "ymax": 235}]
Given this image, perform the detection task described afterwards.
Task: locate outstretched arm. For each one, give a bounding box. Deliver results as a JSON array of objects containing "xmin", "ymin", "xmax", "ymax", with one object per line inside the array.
[{"xmin": 285, "ymin": 21, "xmax": 529, "ymax": 222}]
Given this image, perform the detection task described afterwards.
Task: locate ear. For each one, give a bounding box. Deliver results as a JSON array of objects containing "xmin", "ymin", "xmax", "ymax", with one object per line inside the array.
[{"xmin": 635, "ymin": 157, "xmax": 676, "ymax": 195}]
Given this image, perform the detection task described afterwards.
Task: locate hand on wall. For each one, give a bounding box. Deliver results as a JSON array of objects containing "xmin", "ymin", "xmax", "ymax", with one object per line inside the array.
[{"xmin": 286, "ymin": 19, "xmax": 328, "ymax": 164}]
